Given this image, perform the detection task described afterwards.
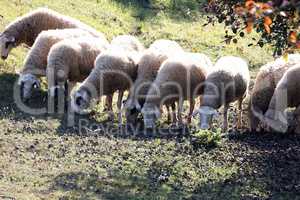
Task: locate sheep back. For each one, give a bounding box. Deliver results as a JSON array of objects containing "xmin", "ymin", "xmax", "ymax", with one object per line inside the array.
[
  {"xmin": 82, "ymin": 47, "xmax": 138, "ymax": 96},
  {"xmin": 132, "ymin": 40, "xmax": 184, "ymax": 105},
  {"xmin": 2, "ymin": 7, "xmax": 106, "ymax": 46},
  {"xmin": 21, "ymin": 28, "xmax": 96, "ymax": 76},
  {"xmin": 47, "ymin": 36, "xmax": 109, "ymax": 83},
  {"xmin": 202, "ymin": 56, "xmax": 250, "ymax": 109},
  {"xmin": 146, "ymin": 52, "xmax": 210, "ymax": 106},
  {"xmin": 111, "ymin": 35, "xmax": 144, "ymax": 52}
]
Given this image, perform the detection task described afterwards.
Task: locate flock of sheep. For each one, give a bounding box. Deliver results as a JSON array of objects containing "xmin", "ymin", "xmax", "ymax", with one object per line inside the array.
[{"xmin": 1, "ymin": 8, "xmax": 300, "ymax": 133}]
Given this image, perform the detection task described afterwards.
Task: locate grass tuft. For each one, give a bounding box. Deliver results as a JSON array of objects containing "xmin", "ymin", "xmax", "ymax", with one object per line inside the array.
[{"xmin": 190, "ymin": 129, "xmax": 222, "ymax": 149}]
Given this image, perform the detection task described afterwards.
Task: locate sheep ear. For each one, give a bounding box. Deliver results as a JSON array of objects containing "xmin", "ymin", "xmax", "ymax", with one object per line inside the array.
[{"xmin": 33, "ymin": 80, "xmax": 41, "ymax": 89}]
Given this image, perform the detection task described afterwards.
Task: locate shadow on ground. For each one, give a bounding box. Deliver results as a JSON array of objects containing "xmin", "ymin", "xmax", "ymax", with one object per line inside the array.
[
  {"xmin": 0, "ymin": 72, "xmax": 50, "ymax": 120},
  {"xmin": 46, "ymin": 130, "xmax": 300, "ymax": 200}
]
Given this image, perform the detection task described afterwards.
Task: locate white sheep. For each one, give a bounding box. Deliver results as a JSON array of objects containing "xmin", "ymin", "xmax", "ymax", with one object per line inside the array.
[
  {"xmin": 71, "ymin": 46, "xmax": 140, "ymax": 123},
  {"xmin": 248, "ymin": 54, "xmax": 300, "ymax": 132},
  {"xmin": 70, "ymin": 34, "xmax": 143, "ymax": 120},
  {"xmin": 0, "ymin": 7, "xmax": 106, "ymax": 59},
  {"xmin": 18, "ymin": 28, "xmax": 108, "ymax": 100},
  {"xmin": 264, "ymin": 63, "xmax": 300, "ymax": 132},
  {"xmin": 124, "ymin": 39, "xmax": 184, "ymax": 124},
  {"xmin": 141, "ymin": 52, "xmax": 211, "ymax": 128},
  {"xmin": 97, "ymin": 34, "xmax": 144, "ymax": 116},
  {"xmin": 46, "ymin": 36, "xmax": 109, "ymax": 111},
  {"xmin": 194, "ymin": 56, "xmax": 250, "ymax": 131}
]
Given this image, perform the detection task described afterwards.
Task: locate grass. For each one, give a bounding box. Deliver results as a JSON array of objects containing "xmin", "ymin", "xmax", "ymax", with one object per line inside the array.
[{"xmin": 0, "ymin": 0, "xmax": 299, "ymax": 200}]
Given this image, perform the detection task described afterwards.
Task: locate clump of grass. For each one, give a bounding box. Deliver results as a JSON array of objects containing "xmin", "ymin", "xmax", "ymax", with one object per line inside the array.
[{"xmin": 190, "ymin": 129, "xmax": 222, "ymax": 149}]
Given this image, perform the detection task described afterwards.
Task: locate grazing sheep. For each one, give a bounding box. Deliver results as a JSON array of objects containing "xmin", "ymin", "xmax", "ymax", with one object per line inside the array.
[
  {"xmin": 111, "ymin": 35, "xmax": 144, "ymax": 52},
  {"xmin": 124, "ymin": 39, "xmax": 184, "ymax": 124},
  {"xmin": 18, "ymin": 28, "xmax": 108, "ymax": 100},
  {"xmin": 71, "ymin": 46, "xmax": 140, "ymax": 123},
  {"xmin": 0, "ymin": 7, "xmax": 106, "ymax": 59},
  {"xmin": 71, "ymin": 34, "xmax": 143, "ymax": 121},
  {"xmin": 100, "ymin": 34, "xmax": 144, "ymax": 115},
  {"xmin": 264, "ymin": 63, "xmax": 300, "ymax": 132},
  {"xmin": 141, "ymin": 52, "xmax": 211, "ymax": 128},
  {"xmin": 248, "ymin": 54, "xmax": 300, "ymax": 132},
  {"xmin": 46, "ymin": 36, "xmax": 109, "ymax": 109},
  {"xmin": 194, "ymin": 56, "xmax": 250, "ymax": 131}
]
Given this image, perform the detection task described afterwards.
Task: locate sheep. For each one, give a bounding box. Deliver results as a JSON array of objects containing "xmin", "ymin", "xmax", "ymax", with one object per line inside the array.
[
  {"xmin": 194, "ymin": 56, "xmax": 250, "ymax": 131},
  {"xmin": 18, "ymin": 28, "xmax": 108, "ymax": 100},
  {"xmin": 248, "ymin": 54, "xmax": 300, "ymax": 132},
  {"xmin": 141, "ymin": 52, "xmax": 211, "ymax": 128},
  {"xmin": 264, "ymin": 63, "xmax": 300, "ymax": 133},
  {"xmin": 124, "ymin": 39, "xmax": 184, "ymax": 124},
  {"xmin": 0, "ymin": 7, "xmax": 106, "ymax": 60},
  {"xmin": 46, "ymin": 36, "xmax": 109, "ymax": 112},
  {"xmin": 96, "ymin": 34, "xmax": 144, "ymax": 115},
  {"xmin": 70, "ymin": 34, "xmax": 143, "ymax": 120},
  {"xmin": 71, "ymin": 46, "xmax": 140, "ymax": 123}
]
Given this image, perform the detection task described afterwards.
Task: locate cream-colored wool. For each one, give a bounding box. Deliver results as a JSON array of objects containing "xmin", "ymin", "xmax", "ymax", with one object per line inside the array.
[
  {"xmin": 264, "ymin": 63, "xmax": 300, "ymax": 133},
  {"xmin": 46, "ymin": 36, "xmax": 109, "ymax": 95},
  {"xmin": 142, "ymin": 52, "xmax": 211, "ymax": 128},
  {"xmin": 124, "ymin": 39, "xmax": 184, "ymax": 124},
  {"xmin": 111, "ymin": 35, "xmax": 144, "ymax": 52},
  {"xmin": 71, "ymin": 46, "xmax": 140, "ymax": 123},
  {"xmin": 18, "ymin": 29, "xmax": 108, "ymax": 100},
  {"xmin": 20, "ymin": 28, "xmax": 105, "ymax": 76},
  {"xmin": 248, "ymin": 54, "xmax": 300, "ymax": 132},
  {"xmin": 196, "ymin": 56, "xmax": 250, "ymax": 131},
  {"xmin": 0, "ymin": 7, "xmax": 106, "ymax": 59},
  {"xmin": 71, "ymin": 35, "xmax": 144, "ymax": 122}
]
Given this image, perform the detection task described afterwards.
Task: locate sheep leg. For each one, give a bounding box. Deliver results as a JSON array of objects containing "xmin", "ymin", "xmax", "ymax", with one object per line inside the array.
[
  {"xmin": 236, "ymin": 98, "xmax": 243, "ymax": 130},
  {"xmin": 65, "ymin": 81, "xmax": 76, "ymax": 98},
  {"xmin": 57, "ymin": 81, "xmax": 67, "ymax": 115},
  {"xmin": 166, "ymin": 105, "xmax": 171, "ymax": 123},
  {"xmin": 117, "ymin": 91, "xmax": 124, "ymax": 126},
  {"xmin": 171, "ymin": 103, "xmax": 177, "ymax": 124},
  {"xmin": 187, "ymin": 98, "xmax": 195, "ymax": 124},
  {"xmin": 248, "ymin": 105, "xmax": 260, "ymax": 132},
  {"xmin": 106, "ymin": 94, "xmax": 114, "ymax": 121},
  {"xmin": 177, "ymin": 99, "xmax": 183, "ymax": 126},
  {"xmin": 223, "ymin": 104, "xmax": 229, "ymax": 132}
]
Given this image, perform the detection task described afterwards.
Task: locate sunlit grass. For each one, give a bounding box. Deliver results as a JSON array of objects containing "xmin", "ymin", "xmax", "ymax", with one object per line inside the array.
[{"xmin": 0, "ymin": 1, "xmax": 290, "ymax": 200}]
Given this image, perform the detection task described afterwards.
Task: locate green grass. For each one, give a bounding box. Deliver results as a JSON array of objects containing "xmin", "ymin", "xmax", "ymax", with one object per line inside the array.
[{"xmin": 0, "ymin": 0, "xmax": 299, "ymax": 200}]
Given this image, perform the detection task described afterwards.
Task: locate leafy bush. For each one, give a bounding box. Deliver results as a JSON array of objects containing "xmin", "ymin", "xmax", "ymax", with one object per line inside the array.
[{"xmin": 204, "ymin": 0, "xmax": 300, "ymax": 57}]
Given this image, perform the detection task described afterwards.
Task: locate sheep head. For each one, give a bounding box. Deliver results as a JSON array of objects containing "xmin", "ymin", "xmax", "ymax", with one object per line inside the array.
[
  {"xmin": 123, "ymin": 98, "xmax": 141, "ymax": 124},
  {"xmin": 71, "ymin": 87, "xmax": 91, "ymax": 113},
  {"xmin": 18, "ymin": 74, "xmax": 40, "ymax": 100},
  {"xmin": 193, "ymin": 106, "xmax": 218, "ymax": 130},
  {"xmin": 264, "ymin": 108, "xmax": 288, "ymax": 133},
  {"xmin": 0, "ymin": 33, "xmax": 16, "ymax": 60},
  {"xmin": 141, "ymin": 103, "xmax": 160, "ymax": 129}
]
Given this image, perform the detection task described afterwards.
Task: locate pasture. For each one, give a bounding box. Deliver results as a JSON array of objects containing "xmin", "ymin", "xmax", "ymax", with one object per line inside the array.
[{"xmin": 0, "ymin": 0, "xmax": 299, "ymax": 199}]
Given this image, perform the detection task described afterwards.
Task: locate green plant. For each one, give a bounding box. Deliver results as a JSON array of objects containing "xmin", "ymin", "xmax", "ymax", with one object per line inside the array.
[{"xmin": 190, "ymin": 129, "xmax": 222, "ymax": 149}]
